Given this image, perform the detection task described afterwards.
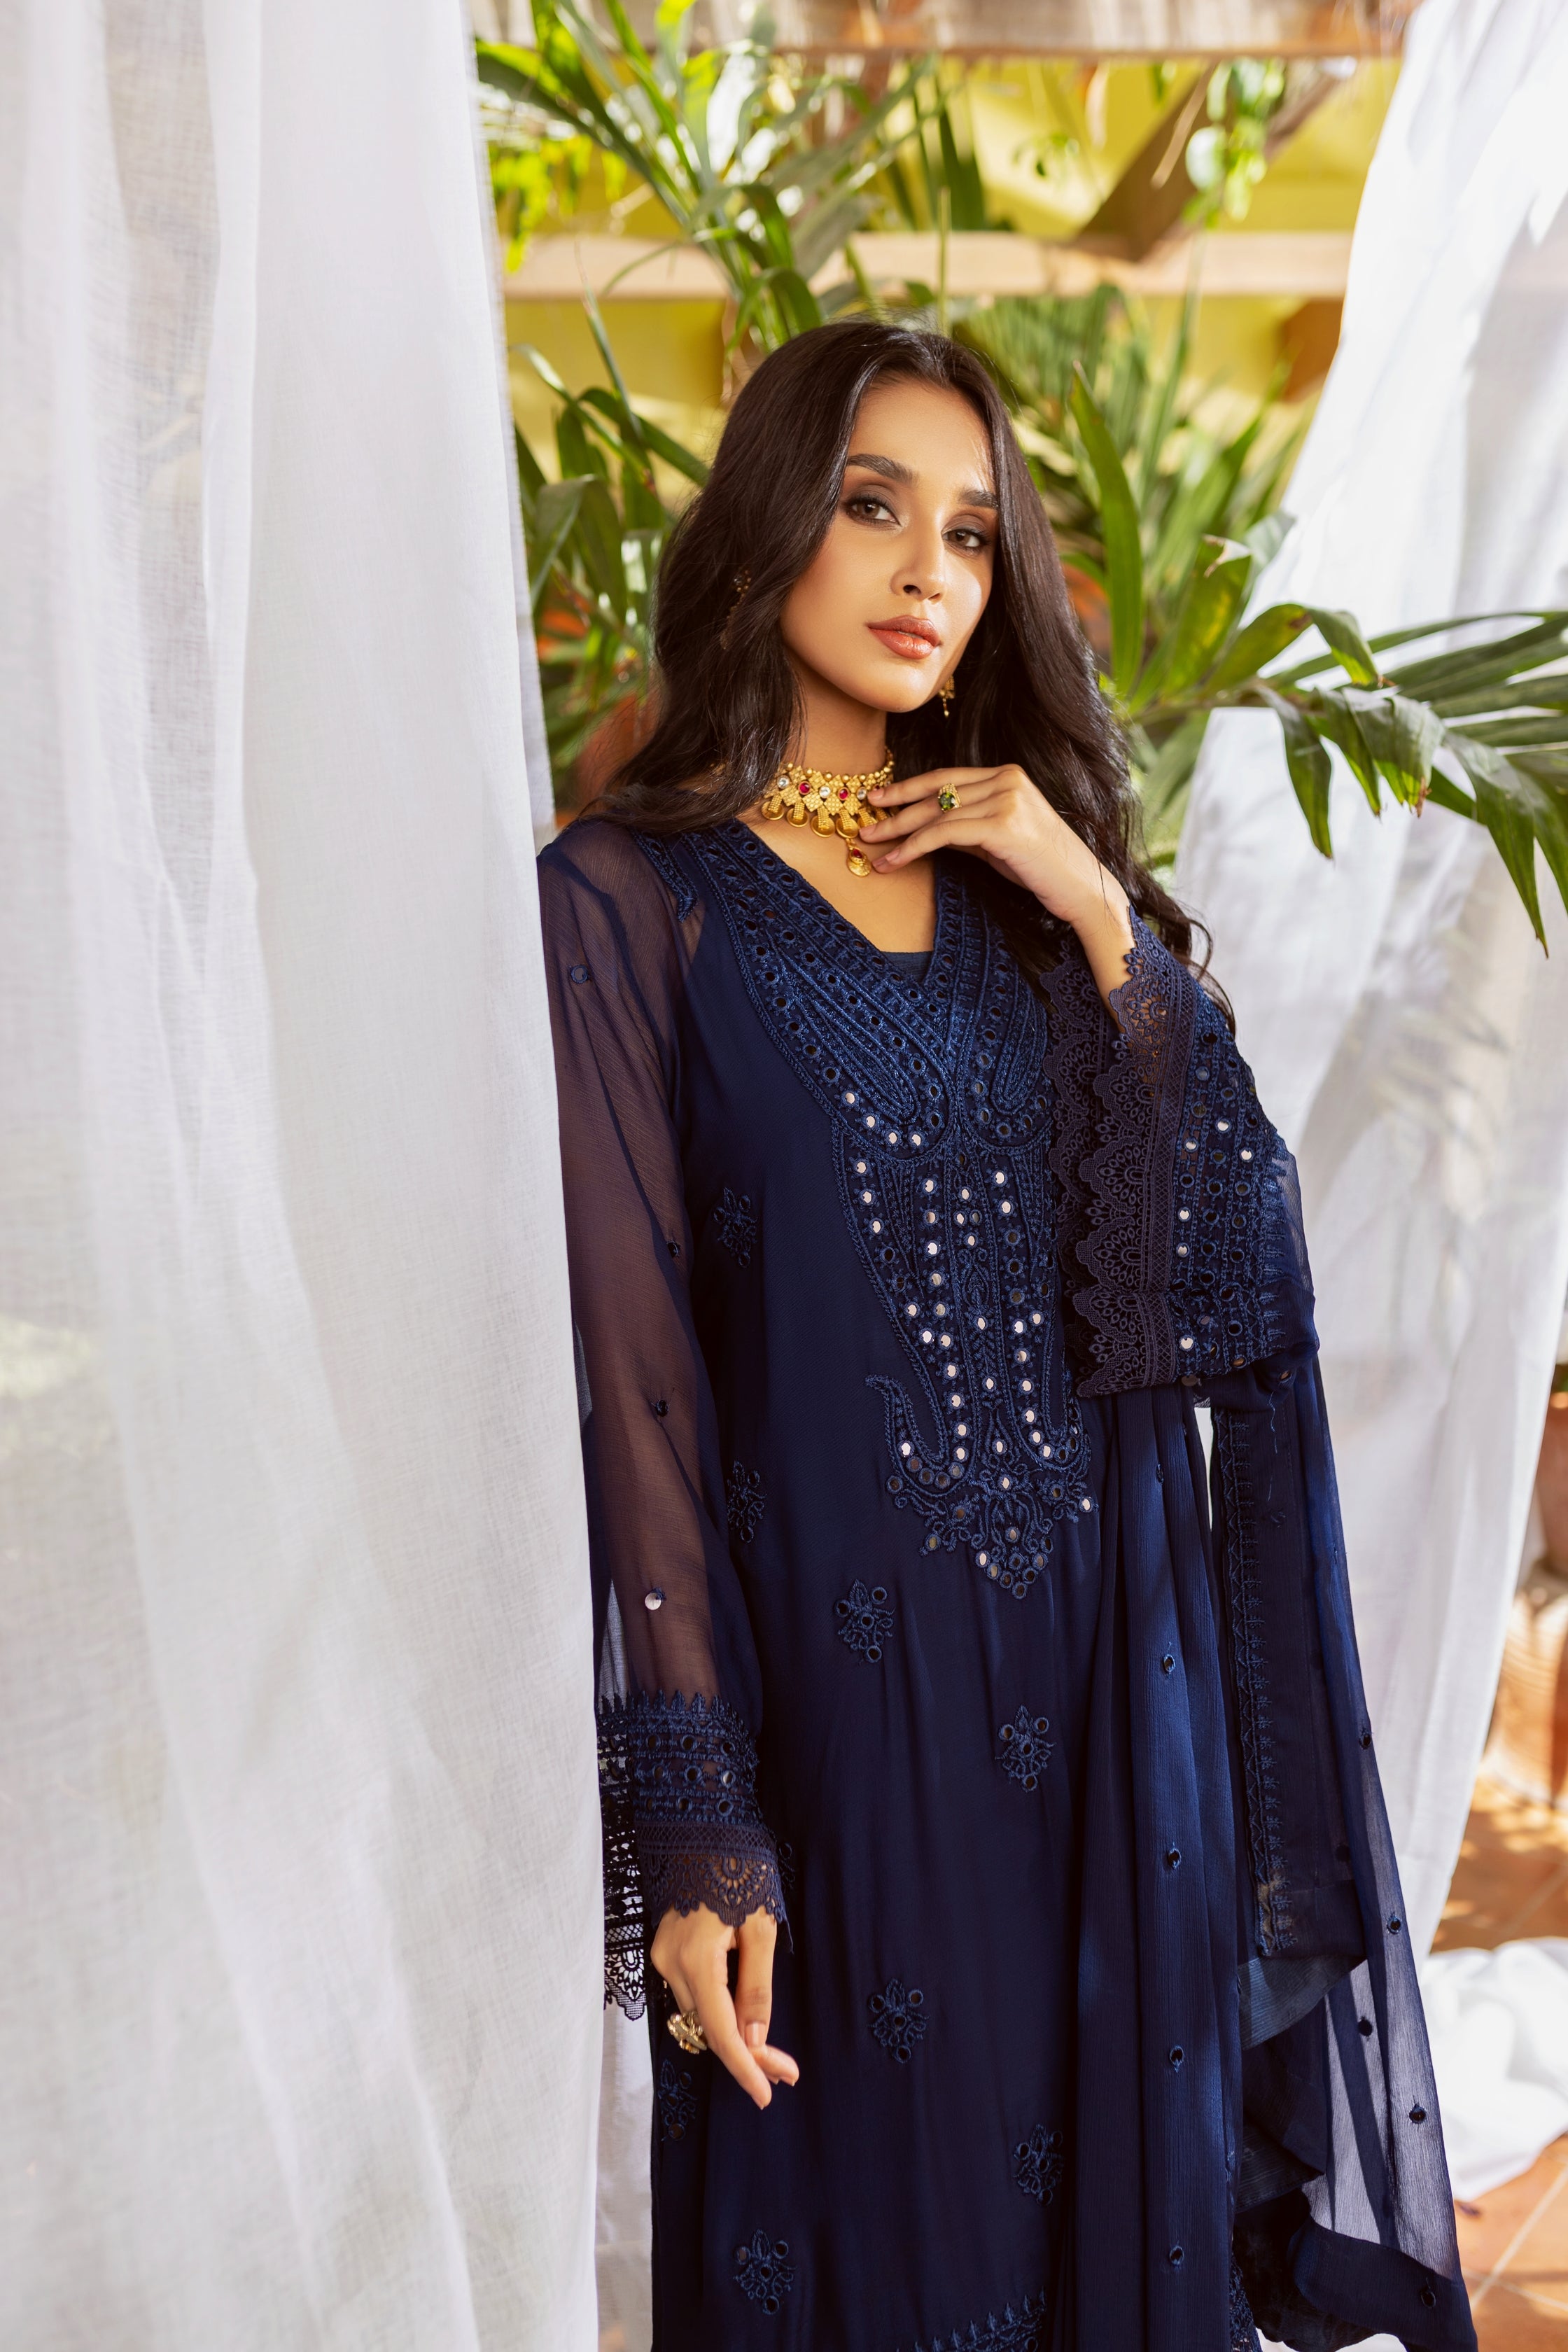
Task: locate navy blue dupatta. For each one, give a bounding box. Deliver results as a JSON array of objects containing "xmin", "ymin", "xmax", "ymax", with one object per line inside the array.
[{"xmin": 1044, "ymin": 918, "xmax": 1474, "ymax": 2352}]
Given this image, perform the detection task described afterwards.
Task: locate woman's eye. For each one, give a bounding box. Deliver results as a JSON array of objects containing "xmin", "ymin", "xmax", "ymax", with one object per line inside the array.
[
  {"xmin": 845, "ymin": 493, "xmax": 895, "ymax": 522},
  {"xmin": 948, "ymin": 525, "xmax": 990, "ymax": 552}
]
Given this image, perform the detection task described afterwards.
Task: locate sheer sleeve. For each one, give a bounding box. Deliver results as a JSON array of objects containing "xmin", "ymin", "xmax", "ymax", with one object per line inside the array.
[{"xmin": 538, "ymin": 821, "xmax": 784, "ymax": 2017}]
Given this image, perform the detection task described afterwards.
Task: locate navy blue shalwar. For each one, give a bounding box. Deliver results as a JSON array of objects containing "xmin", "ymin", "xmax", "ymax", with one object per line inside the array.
[{"xmin": 540, "ymin": 816, "xmax": 1474, "ymax": 2352}]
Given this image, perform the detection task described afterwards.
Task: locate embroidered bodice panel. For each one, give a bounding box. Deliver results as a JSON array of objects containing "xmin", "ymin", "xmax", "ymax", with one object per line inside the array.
[{"xmin": 662, "ymin": 823, "xmax": 1092, "ymax": 1599}]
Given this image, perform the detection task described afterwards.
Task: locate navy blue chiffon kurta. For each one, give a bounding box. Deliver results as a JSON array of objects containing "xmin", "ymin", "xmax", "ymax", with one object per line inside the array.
[{"xmin": 540, "ymin": 816, "xmax": 1474, "ymax": 2352}]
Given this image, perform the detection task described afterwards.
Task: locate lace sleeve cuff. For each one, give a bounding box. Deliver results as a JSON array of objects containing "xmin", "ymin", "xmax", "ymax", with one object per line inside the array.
[
  {"xmin": 598, "ymin": 1691, "xmax": 786, "ymax": 2015},
  {"xmin": 1044, "ymin": 915, "xmax": 1316, "ymax": 1396}
]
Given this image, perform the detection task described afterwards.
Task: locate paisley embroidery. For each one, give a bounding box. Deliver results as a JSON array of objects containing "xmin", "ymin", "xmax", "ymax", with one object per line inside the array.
[
  {"xmin": 711, "ymin": 1186, "xmax": 757, "ymax": 1266},
  {"xmin": 836, "ymin": 1580, "xmax": 892, "ymax": 1661},
  {"xmin": 734, "ymin": 2232, "xmax": 795, "ymax": 2311},
  {"xmin": 1013, "ymin": 2124, "xmax": 1065, "ymax": 2204},
  {"xmin": 868, "ymin": 1977, "xmax": 927, "ymax": 2061},
  {"xmin": 913, "ymin": 2290, "xmax": 1049, "ymax": 2352},
  {"xmin": 996, "ymin": 1707, "xmax": 1054, "ymax": 1791},
  {"xmin": 657, "ymin": 2058, "xmax": 697, "ymax": 2143},
  {"xmin": 671, "ymin": 825, "xmax": 1090, "ymax": 1595},
  {"xmin": 725, "ymin": 1460, "xmax": 766, "ymax": 1542}
]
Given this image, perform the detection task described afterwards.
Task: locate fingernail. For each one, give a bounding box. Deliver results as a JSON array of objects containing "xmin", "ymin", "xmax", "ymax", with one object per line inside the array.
[{"xmin": 746, "ymin": 2022, "xmax": 764, "ymax": 2048}]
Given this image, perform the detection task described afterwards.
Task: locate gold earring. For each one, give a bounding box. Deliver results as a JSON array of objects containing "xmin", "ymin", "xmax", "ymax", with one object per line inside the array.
[
  {"xmin": 939, "ymin": 676, "xmax": 955, "ymax": 718},
  {"xmin": 720, "ymin": 567, "xmax": 751, "ymax": 649}
]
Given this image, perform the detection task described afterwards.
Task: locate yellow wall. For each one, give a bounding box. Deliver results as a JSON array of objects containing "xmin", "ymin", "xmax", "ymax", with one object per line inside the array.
[{"xmin": 508, "ymin": 298, "xmax": 726, "ymax": 477}]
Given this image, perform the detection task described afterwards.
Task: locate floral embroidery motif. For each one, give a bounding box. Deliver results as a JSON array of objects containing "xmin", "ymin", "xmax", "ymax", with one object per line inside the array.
[
  {"xmin": 674, "ymin": 824, "xmax": 1091, "ymax": 1599},
  {"xmin": 598, "ymin": 1691, "xmax": 785, "ymax": 1942},
  {"xmin": 734, "ymin": 2232, "xmax": 795, "ymax": 2312},
  {"xmin": 868, "ymin": 1977, "xmax": 927, "ymax": 2061},
  {"xmin": 914, "ymin": 2290, "xmax": 1049, "ymax": 2351},
  {"xmin": 1013, "ymin": 2125, "xmax": 1065, "ymax": 2204},
  {"xmin": 657, "ymin": 2059, "xmax": 696, "ymax": 2143},
  {"xmin": 711, "ymin": 1186, "xmax": 757, "ymax": 1266},
  {"xmin": 726, "ymin": 1460, "xmax": 766, "ymax": 1543},
  {"xmin": 836, "ymin": 1580, "xmax": 892, "ymax": 1661},
  {"xmin": 996, "ymin": 1707, "xmax": 1054, "ymax": 1791}
]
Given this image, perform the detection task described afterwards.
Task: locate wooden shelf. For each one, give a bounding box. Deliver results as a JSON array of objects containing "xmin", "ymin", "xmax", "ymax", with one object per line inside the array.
[{"xmin": 506, "ymin": 228, "xmax": 1354, "ymax": 303}]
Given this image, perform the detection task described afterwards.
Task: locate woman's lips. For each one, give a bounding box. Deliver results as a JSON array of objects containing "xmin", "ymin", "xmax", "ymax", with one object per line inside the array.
[{"xmin": 867, "ymin": 622, "xmax": 941, "ymax": 660}]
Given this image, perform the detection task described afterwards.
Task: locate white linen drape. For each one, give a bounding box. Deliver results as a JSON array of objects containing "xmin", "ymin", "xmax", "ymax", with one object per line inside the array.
[
  {"xmin": 1177, "ymin": 0, "xmax": 1568, "ymax": 2220},
  {"xmin": 1, "ymin": 1, "xmax": 600, "ymax": 2343}
]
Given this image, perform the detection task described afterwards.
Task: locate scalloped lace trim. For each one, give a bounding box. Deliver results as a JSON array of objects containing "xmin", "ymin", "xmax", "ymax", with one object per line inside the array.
[{"xmin": 598, "ymin": 1691, "xmax": 785, "ymax": 2012}]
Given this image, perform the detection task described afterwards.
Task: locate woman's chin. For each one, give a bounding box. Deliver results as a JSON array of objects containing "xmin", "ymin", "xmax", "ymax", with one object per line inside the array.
[{"xmin": 832, "ymin": 671, "xmax": 940, "ymax": 717}]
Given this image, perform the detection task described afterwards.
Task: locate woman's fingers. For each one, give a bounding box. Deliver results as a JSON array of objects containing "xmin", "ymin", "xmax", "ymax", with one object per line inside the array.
[
  {"xmin": 660, "ymin": 1958, "xmax": 696, "ymax": 2015},
  {"xmin": 650, "ymin": 1913, "xmax": 697, "ymax": 2016},
  {"xmin": 733, "ymin": 1910, "xmax": 776, "ymax": 2053},
  {"xmin": 868, "ymin": 766, "xmax": 1000, "ymax": 808},
  {"xmin": 732, "ymin": 1914, "xmax": 799, "ymax": 2087},
  {"xmin": 651, "ymin": 1904, "xmax": 797, "ymax": 2110},
  {"xmin": 860, "ymin": 778, "xmax": 1006, "ymax": 843},
  {"xmin": 690, "ymin": 1938, "xmax": 776, "ymax": 2108},
  {"xmin": 871, "ymin": 816, "xmax": 999, "ymax": 871}
]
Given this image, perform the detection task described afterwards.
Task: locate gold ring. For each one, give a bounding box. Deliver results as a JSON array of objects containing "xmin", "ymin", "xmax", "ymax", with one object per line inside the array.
[
  {"xmin": 937, "ymin": 786, "xmax": 960, "ymax": 813},
  {"xmin": 667, "ymin": 2006, "xmax": 709, "ymax": 2056}
]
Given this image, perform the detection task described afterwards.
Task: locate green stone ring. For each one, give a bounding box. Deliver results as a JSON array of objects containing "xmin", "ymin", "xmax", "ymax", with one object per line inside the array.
[{"xmin": 937, "ymin": 787, "xmax": 960, "ymax": 813}]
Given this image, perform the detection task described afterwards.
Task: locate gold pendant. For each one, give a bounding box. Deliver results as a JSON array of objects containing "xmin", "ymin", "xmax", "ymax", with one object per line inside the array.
[{"xmin": 759, "ymin": 752, "xmax": 892, "ymax": 876}]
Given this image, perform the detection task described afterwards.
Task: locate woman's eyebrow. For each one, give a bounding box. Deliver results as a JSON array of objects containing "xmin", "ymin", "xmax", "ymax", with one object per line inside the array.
[
  {"xmin": 844, "ymin": 451, "xmax": 998, "ymax": 514},
  {"xmin": 844, "ymin": 451, "xmax": 914, "ymax": 485}
]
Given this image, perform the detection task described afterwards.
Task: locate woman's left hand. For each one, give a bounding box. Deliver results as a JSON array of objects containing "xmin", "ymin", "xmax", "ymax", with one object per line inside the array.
[{"xmin": 858, "ymin": 764, "xmax": 1135, "ymax": 1006}]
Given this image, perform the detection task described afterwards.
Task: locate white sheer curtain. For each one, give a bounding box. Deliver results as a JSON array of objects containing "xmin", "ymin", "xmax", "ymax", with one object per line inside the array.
[
  {"xmin": 1, "ymin": 1, "xmax": 600, "ymax": 2343},
  {"xmin": 1178, "ymin": 0, "xmax": 1568, "ymax": 2211}
]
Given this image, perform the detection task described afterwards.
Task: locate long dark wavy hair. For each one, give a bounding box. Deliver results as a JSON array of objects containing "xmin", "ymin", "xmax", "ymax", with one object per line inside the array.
[{"xmin": 595, "ymin": 318, "xmax": 1200, "ymax": 981}]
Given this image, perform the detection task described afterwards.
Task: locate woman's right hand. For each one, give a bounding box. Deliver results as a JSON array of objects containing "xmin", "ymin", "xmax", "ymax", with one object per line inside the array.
[{"xmin": 651, "ymin": 1902, "xmax": 800, "ymax": 2110}]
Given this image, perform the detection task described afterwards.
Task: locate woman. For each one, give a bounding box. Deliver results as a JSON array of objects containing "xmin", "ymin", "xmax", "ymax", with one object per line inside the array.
[{"xmin": 540, "ymin": 320, "xmax": 1473, "ymax": 2352}]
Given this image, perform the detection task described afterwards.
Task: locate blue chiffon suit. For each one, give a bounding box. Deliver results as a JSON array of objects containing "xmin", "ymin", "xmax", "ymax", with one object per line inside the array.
[{"xmin": 540, "ymin": 815, "xmax": 1474, "ymax": 2352}]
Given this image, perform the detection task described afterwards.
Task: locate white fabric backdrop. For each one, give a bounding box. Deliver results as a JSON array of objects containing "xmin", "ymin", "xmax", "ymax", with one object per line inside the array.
[
  {"xmin": 1179, "ymin": 0, "xmax": 1568, "ymax": 1954},
  {"xmin": 1, "ymin": 1, "xmax": 601, "ymax": 2344},
  {"xmin": 1177, "ymin": 0, "xmax": 1568, "ymax": 2245}
]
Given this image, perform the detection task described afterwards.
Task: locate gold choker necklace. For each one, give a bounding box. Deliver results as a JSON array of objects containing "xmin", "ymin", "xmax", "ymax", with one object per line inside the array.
[{"xmin": 760, "ymin": 754, "xmax": 895, "ymax": 877}]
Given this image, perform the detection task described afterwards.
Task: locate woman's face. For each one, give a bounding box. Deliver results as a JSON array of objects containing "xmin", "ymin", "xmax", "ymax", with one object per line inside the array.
[{"xmin": 779, "ymin": 377, "xmax": 997, "ymax": 718}]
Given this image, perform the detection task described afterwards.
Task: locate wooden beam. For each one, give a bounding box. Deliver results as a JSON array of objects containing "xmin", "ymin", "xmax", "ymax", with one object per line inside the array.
[
  {"xmin": 1075, "ymin": 60, "xmax": 1340, "ymax": 260},
  {"xmin": 505, "ymin": 230, "xmax": 1353, "ymax": 303},
  {"xmin": 699, "ymin": 0, "xmax": 1419, "ymax": 59}
]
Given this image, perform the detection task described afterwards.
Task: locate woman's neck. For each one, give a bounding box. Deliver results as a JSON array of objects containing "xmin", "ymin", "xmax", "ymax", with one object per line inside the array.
[{"xmin": 791, "ymin": 673, "xmax": 887, "ymax": 776}]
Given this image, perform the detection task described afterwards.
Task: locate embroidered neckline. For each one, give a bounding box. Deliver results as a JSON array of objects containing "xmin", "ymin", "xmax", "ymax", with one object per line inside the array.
[
  {"xmin": 653, "ymin": 822, "xmax": 1091, "ymax": 1594},
  {"xmin": 725, "ymin": 818, "xmax": 955, "ymax": 996}
]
